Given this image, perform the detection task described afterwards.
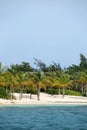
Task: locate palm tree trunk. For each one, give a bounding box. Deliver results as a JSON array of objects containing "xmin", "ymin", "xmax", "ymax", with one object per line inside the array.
[
  {"xmin": 19, "ymin": 88, "xmax": 23, "ymax": 100},
  {"xmin": 85, "ymin": 87, "xmax": 87, "ymax": 97},
  {"xmin": 62, "ymin": 87, "xmax": 65, "ymax": 97},
  {"xmin": 37, "ymin": 86, "xmax": 40, "ymax": 100},
  {"xmin": 30, "ymin": 93, "xmax": 32, "ymax": 99},
  {"xmin": 81, "ymin": 85, "xmax": 84, "ymax": 94},
  {"xmin": 10, "ymin": 89, "xmax": 13, "ymax": 100},
  {"xmin": 58, "ymin": 88, "xmax": 60, "ymax": 95}
]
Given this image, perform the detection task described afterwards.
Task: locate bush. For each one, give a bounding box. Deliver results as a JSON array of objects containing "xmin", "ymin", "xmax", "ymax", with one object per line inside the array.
[
  {"xmin": 65, "ymin": 89, "xmax": 83, "ymax": 96},
  {"xmin": 46, "ymin": 88, "xmax": 83, "ymax": 96},
  {"xmin": 26, "ymin": 87, "xmax": 37, "ymax": 94},
  {"xmin": 46, "ymin": 88, "xmax": 59, "ymax": 95},
  {"xmin": 0, "ymin": 87, "xmax": 10, "ymax": 99}
]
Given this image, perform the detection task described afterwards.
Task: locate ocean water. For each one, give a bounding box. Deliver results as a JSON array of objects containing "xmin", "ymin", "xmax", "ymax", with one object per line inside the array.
[{"xmin": 0, "ymin": 105, "xmax": 87, "ymax": 130}]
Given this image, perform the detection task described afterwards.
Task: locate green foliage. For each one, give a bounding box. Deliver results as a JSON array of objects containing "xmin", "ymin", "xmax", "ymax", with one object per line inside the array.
[
  {"xmin": 65, "ymin": 90, "xmax": 83, "ymax": 96},
  {"xmin": 34, "ymin": 58, "xmax": 47, "ymax": 72},
  {"xmin": 34, "ymin": 59, "xmax": 62, "ymax": 72},
  {"xmin": 49, "ymin": 62, "xmax": 62, "ymax": 72},
  {"xmin": 80, "ymin": 54, "xmax": 87, "ymax": 68},
  {"xmin": 46, "ymin": 88, "xmax": 82, "ymax": 96},
  {"xmin": 66, "ymin": 64, "xmax": 80, "ymax": 74},
  {"xmin": 46, "ymin": 88, "xmax": 59, "ymax": 95},
  {"xmin": 0, "ymin": 62, "xmax": 8, "ymax": 74},
  {"xmin": 8, "ymin": 62, "xmax": 33, "ymax": 73},
  {"xmin": 0, "ymin": 87, "xmax": 10, "ymax": 99},
  {"xmin": 0, "ymin": 54, "xmax": 87, "ymax": 99},
  {"xmin": 27, "ymin": 88, "xmax": 37, "ymax": 94},
  {"xmin": 17, "ymin": 86, "xmax": 37, "ymax": 94}
]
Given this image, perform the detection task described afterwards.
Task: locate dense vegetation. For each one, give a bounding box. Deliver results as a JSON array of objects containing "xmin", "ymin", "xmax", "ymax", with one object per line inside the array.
[{"xmin": 0, "ymin": 54, "xmax": 87, "ymax": 100}]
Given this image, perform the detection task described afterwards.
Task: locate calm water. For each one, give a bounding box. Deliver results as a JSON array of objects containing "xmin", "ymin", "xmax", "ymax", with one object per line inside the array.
[{"xmin": 0, "ymin": 105, "xmax": 87, "ymax": 130}]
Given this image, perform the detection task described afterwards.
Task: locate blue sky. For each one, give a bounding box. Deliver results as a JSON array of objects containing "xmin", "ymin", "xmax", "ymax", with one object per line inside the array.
[{"xmin": 0, "ymin": 0, "xmax": 87, "ymax": 68}]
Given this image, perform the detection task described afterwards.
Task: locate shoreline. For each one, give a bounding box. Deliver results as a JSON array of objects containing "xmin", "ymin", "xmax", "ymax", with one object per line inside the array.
[{"xmin": 0, "ymin": 93, "xmax": 87, "ymax": 105}]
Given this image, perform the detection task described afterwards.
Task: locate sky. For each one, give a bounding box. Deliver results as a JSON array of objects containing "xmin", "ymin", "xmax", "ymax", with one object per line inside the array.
[{"xmin": 0, "ymin": 0, "xmax": 87, "ymax": 68}]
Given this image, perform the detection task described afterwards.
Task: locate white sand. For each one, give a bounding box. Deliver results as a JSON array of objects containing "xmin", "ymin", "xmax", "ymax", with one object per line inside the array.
[{"xmin": 0, "ymin": 92, "xmax": 87, "ymax": 105}]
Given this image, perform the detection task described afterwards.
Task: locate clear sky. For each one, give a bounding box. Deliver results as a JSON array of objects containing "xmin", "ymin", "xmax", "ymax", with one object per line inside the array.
[{"xmin": 0, "ymin": 0, "xmax": 87, "ymax": 68}]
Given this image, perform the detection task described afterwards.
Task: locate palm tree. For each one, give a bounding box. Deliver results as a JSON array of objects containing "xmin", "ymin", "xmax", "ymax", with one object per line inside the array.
[
  {"xmin": 3, "ymin": 72, "xmax": 17, "ymax": 100},
  {"xmin": 74, "ymin": 72, "xmax": 87, "ymax": 95},
  {"xmin": 0, "ymin": 74, "xmax": 6, "ymax": 89},
  {"xmin": 45, "ymin": 71, "xmax": 57, "ymax": 95},
  {"xmin": 17, "ymin": 72, "xmax": 26, "ymax": 100},
  {"xmin": 24, "ymin": 79, "xmax": 35, "ymax": 99},
  {"xmin": 46, "ymin": 71, "xmax": 65, "ymax": 95},
  {"xmin": 58, "ymin": 72, "xmax": 72, "ymax": 97},
  {"xmin": 31, "ymin": 71, "xmax": 45, "ymax": 100},
  {"xmin": 52, "ymin": 79, "xmax": 61, "ymax": 95}
]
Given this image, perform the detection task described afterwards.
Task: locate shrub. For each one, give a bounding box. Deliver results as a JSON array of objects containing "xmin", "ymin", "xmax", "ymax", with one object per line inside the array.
[
  {"xmin": 46, "ymin": 88, "xmax": 59, "ymax": 95},
  {"xmin": 46, "ymin": 88, "xmax": 83, "ymax": 96},
  {"xmin": 0, "ymin": 87, "xmax": 10, "ymax": 99},
  {"xmin": 65, "ymin": 89, "xmax": 83, "ymax": 96}
]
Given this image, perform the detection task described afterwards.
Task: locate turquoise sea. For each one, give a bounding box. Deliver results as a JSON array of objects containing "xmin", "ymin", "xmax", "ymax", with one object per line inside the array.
[{"xmin": 0, "ymin": 105, "xmax": 87, "ymax": 130}]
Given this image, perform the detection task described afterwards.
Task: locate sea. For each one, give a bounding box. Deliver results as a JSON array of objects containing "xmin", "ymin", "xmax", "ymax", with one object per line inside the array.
[{"xmin": 0, "ymin": 105, "xmax": 87, "ymax": 130}]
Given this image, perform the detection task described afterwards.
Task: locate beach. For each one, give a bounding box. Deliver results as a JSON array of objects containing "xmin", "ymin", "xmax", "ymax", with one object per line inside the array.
[{"xmin": 0, "ymin": 93, "xmax": 87, "ymax": 105}]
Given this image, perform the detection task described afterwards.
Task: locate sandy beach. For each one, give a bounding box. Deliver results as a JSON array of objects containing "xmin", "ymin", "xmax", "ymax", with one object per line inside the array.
[{"xmin": 0, "ymin": 93, "xmax": 87, "ymax": 105}]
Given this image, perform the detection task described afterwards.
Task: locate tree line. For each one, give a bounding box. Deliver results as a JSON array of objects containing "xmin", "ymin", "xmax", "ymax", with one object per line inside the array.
[{"xmin": 0, "ymin": 54, "xmax": 87, "ymax": 100}]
